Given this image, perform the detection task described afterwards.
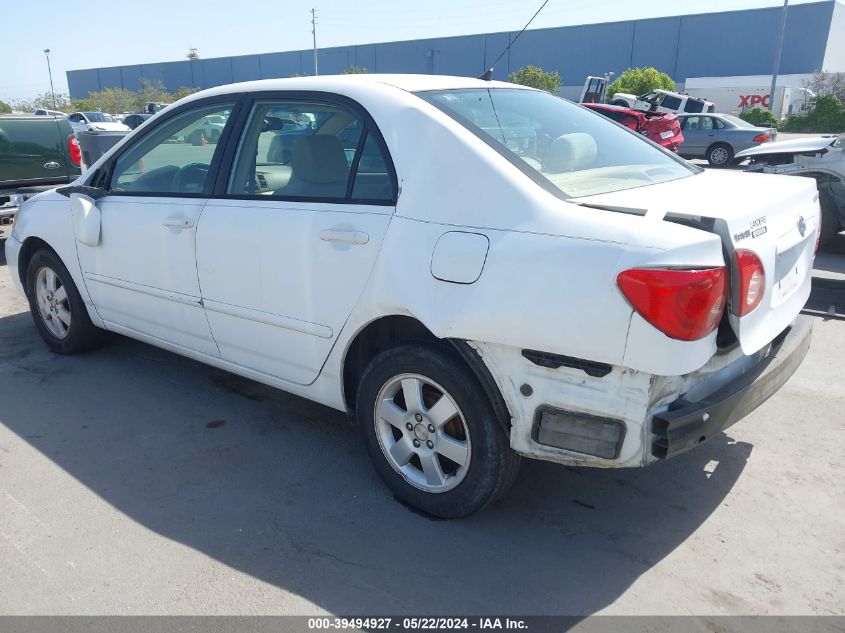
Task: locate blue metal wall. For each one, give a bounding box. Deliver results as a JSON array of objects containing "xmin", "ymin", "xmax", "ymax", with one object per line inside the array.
[{"xmin": 67, "ymin": 1, "xmax": 838, "ymax": 98}]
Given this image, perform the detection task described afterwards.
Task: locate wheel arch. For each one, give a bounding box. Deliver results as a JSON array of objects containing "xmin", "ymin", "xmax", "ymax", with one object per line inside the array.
[
  {"xmin": 706, "ymin": 140, "xmax": 733, "ymax": 155},
  {"xmin": 17, "ymin": 236, "xmax": 61, "ymax": 294},
  {"xmin": 341, "ymin": 314, "xmax": 512, "ymax": 433}
]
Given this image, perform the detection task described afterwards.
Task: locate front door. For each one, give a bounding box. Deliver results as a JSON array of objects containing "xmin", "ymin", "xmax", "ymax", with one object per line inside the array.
[
  {"xmin": 76, "ymin": 101, "xmax": 237, "ymax": 356},
  {"xmin": 196, "ymin": 96, "xmax": 397, "ymax": 385}
]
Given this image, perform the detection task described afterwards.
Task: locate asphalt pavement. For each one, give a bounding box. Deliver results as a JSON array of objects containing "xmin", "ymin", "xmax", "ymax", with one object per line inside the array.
[{"xmin": 0, "ymin": 227, "xmax": 843, "ymax": 616}]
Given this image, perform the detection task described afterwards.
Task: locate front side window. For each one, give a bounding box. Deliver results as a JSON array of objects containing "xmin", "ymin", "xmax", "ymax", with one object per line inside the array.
[
  {"xmin": 227, "ymin": 99, "xmax": 395, "ymax": 202},
  {"xmin": 109, "ymin": 103, "xmax": 233, "ymax": 194},
  {"xmin": 419, "ymin": 88, "xmax": 695, "ymax": 199}
]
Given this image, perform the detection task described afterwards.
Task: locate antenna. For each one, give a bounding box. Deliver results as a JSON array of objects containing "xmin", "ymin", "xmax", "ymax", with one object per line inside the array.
[
  {"xmin": 311, "ymin": 8, "xmax": 319, "ymax": 76},
  {"xmin": 479, "ymin": 0, "xmax": 551, "ymax": 80}
]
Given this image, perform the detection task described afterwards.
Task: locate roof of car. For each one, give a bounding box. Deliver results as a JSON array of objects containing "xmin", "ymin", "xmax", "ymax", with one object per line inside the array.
[{"xmin": 180, "ymin": 74, "xmax": 529, "ymax": 103}]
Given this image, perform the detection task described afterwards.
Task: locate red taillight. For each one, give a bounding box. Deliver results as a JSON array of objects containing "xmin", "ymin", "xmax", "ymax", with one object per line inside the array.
[
  {"xmin": 733, "ymin": 250, "xmax": 765, "ymax": 316},
  {"xmin": 617, "ymin": 267, "xmax": 727, "ymax": 341},
  {"xmin": 68, "ymin": 134, "xmax": 81, "ymax": 166},
  {"xmin": 752, "ymin": 133, "xmax": 770, "ymax": 142}
]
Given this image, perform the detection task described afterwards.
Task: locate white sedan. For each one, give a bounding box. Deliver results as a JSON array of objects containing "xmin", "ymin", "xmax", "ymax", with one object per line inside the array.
[
  {"xmin": 6, "ymin": 75, "xmax": 818, "ymax": 518},
  {"xmin": 66, "ymin": 111, "xmax": 131, "ymax": 133}
]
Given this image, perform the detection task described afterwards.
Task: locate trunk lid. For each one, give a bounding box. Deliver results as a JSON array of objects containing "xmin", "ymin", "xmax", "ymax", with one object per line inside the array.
[
  {"xmin": 577, "ymin": 170, "xmax": 819, "ymax": 355},
  {"xmin": 642, "ymin": 113, "xmax": 682, "ymax": 148}
]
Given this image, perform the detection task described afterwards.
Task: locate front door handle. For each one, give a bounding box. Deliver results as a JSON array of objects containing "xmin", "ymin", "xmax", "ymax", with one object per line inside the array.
[
  {"xmin": 319, "ymin": 229, "xmax": 369, "ymax": 244},
  {"xmin": 162, "ymin": 217, "xmax": 196, "ymax": 230}
]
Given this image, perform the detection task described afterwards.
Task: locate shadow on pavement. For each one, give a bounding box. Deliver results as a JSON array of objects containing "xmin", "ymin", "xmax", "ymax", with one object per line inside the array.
[{"xmin": 0, "ymin": 308, "xmax": 752, "ymax": 615}]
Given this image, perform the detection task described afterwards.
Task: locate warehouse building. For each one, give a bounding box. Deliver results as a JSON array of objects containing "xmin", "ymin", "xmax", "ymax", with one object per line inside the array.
[{"xmin": 67, "ymin": 0, "xmax": 845, "ymax": 101}]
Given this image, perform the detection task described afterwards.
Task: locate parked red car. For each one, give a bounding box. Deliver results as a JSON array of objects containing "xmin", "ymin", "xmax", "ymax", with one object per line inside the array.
[{"xmin": 582, "ymin": 103, "xmax": 684, "ymax": 152}]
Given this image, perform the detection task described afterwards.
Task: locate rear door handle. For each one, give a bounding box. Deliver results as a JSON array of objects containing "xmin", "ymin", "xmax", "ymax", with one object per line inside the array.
[
  {"xmin": 319, "ymin": 229, "xmax": 369, "ymax": 244},
  {"xmin": 162, "ymin": 217, "xmax": 196, "ymax": 230}
]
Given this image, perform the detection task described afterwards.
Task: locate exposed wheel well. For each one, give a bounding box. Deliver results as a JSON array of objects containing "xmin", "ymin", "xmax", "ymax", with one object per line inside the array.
[
  {"xmin": 17, "ymin": 237, "xmax": 57, "ymax": 293},
  {"xmin": 341, "ymin": 315, "xmax": 511, "ymax": 431}
]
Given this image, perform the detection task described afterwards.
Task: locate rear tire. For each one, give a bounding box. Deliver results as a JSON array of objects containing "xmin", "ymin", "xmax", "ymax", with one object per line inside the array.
[
  {"xmin": 356, "ymin": 342, "xmax": 520, "ymax": 518},
  {"xmin": 819, "ymin": 190, "xmax": 842, "ymax": 248},
  {"xmin": 706, "ymin": 143, "xmax": 734, "ymax": 167},
  {"xmin": 25, "ymin": 249, "xmax": 106, "ymax": 354}
]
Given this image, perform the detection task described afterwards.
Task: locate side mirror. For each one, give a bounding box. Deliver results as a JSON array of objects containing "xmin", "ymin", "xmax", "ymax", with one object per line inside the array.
[{"xmin": 70, "ymin": 193, "xmax": 101, "ymax": 247}]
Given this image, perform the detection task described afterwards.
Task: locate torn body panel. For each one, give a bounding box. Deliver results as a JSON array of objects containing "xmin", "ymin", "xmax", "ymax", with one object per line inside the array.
[{"xmin": 469, "ymin": 315, "xmax": 812, "ymax": 468}]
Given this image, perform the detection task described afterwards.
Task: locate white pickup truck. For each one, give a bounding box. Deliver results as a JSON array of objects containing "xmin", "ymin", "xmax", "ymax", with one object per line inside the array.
[{"xmin": 611, "ymin": 88, "xmax": 716, "ymax": 115}]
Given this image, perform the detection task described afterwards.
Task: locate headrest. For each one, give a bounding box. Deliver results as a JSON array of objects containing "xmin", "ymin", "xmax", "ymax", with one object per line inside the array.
[
  {"xmin": 292, "ymin": 135, "xmax": 349, "ymax": 184},
  {"xmin": 544, "ymin": 133, "xmax": 598, "ymax": 173}
]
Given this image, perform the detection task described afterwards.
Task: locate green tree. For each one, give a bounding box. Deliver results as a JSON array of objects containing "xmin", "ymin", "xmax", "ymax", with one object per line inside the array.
[
  {"xmin": 0, "ymin": 100, "xmax": 11, "ymax": 113},
  {"xmin": 71, "ymin": 98, "xmax": 96, "ymax": 111},
  {"xmin": 782, "ymin": 94, "xmax": 845, "ymax": 133},
  {"xmin": 171, "ymin": 86, "xmax": 200, "ymax": 101},
  {"xmin": 608, "ymin": 67, "xmax": 675, "ymax": 100},
  {"xmin": 341, "ymin": 65, "xmax": 368, "ymax": 74},
  {"xmin": 739, "ymin": 107, "xmax": 779, "ymax": 128},
  {"xmin": 86, "ymin": 87, "xmax": 136, "ymax": 114},
  {"xmin": 136, "ymin": 78, "xmax": 172, "ymax": 108},
  {"xmin": 12, "ymin": 92, "xmax": 72, "ymax": 112},
  {"xmin": 507, "ymin": 65, "xmax": 561, "ymax": 93}
]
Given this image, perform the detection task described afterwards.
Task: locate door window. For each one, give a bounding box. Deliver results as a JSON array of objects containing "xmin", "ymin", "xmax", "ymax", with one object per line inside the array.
[
  {"xmin": 109, "ymin": 103, "xmax": 234, "ymax": 195},
  {"xmin": 660, "ymin": 95, "xmax": 682, "ymax": 110},
  {"xmin": 682, "ymin": 116, "xmax": 712, "ymax": 131},
  {"xmin": 684, "ymin": 99, "xmax": 705, "ymax": 113},
  {"xmin": 226, "ymin": 100, "xmax": 395, "ymax": 203}
]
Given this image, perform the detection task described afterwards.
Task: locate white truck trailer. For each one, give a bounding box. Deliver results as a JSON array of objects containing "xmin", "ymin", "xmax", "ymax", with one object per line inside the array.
[{"xmin": 684, "ymin": 75, "xmax": 815, "ymax": 119}]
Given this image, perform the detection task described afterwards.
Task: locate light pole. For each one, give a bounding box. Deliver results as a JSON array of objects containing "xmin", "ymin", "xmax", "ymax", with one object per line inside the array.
[
  {"xmin": 44, "ymin": 49, "xmax": 57, "ymax": 110},
  {"xmin": 768, "ymin": 0, "xmax": 788, "ymax": 112},
  {"xmin": 311, "ymin": 8, "xmax": 318, "ymax": 76}
]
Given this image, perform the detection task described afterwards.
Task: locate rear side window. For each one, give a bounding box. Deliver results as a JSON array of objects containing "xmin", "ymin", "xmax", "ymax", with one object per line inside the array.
[
  {"xmin": 684, "ymin": 99, "xmax": 705, "ymax": 113},
  {"xmin": 661, "ymin": 95, "xmax": 682, "ymax": 110},
  {"xmin": 226, "ymin": 99, "xmax": 396, "ymax": 203}
]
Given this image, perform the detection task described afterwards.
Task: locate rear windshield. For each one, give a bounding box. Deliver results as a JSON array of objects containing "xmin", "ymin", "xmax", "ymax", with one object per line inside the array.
[
  {"xmin": 417, "ymin": 88, "xmax": 696, "ymax": 198},
  {"xmin": 721, "ymin": 114, "xmax": 756, "ymax": 128},
  {"xmin": 84, "ymin": 112, "xmax": 114, "ymax": 122}
]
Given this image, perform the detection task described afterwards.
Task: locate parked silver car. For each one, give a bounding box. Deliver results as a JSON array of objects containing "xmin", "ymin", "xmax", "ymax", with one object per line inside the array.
[
  {"xmin": 738, "ymin": 134, "xmax": 845, "ymax": 246},
  {"xmin": 677, "ymin": 113, "xmax": 775, "ymax": 167}
]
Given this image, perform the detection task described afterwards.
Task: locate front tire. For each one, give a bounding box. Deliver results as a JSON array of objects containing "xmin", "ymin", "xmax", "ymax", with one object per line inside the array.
[
  {"xmin": 707, "ymin": 143, "xmax": 734, "ymax": 167},
  {"xmin": 25, "ymin": 249, "xmax": 106, "ymax": 354},
  {"xmin": 356, "ymin": 343, "xmax": 519, "ymax": 518}
]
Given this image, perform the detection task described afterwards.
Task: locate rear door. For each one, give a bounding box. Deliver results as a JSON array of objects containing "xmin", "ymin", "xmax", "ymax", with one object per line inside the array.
[{"xmin": 196, "ymin": 94, "xmax": 397, "ymax": 385}]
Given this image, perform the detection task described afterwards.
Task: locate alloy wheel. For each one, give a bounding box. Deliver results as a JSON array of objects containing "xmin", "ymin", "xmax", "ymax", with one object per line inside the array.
[
  {"xmin": 34, "ymin": 266, "xmax": 71, "ymax": 339},
  {"xmin": 374, "ymin": 373, "xmax": 471, "ymax": 493}
]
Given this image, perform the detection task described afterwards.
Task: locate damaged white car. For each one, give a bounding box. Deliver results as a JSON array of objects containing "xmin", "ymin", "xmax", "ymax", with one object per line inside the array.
[
  {"xmin": 738, "ymin": 133, "xmax": 845, "ymax": 246},
  {"xmin": 6, "ymin": 75, "xmax": 818, "ymax": 517}
]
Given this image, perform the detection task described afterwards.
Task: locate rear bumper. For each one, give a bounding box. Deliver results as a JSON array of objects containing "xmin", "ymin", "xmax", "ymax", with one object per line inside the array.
[{"xmin": 651, "ymin": 315, "xmax": 813, "ymax": 459}]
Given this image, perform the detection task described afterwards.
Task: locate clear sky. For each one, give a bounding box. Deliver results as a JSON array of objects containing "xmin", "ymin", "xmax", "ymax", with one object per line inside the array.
[{"xmin": 0, "ymin": 0, "xmax": 827, "ymax": 102}]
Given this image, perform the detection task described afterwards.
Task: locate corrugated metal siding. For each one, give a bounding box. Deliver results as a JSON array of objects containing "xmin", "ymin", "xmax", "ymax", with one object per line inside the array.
[{"xmin": 67, "ymin": 0, "xmax": 838, "ymax": 98}]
